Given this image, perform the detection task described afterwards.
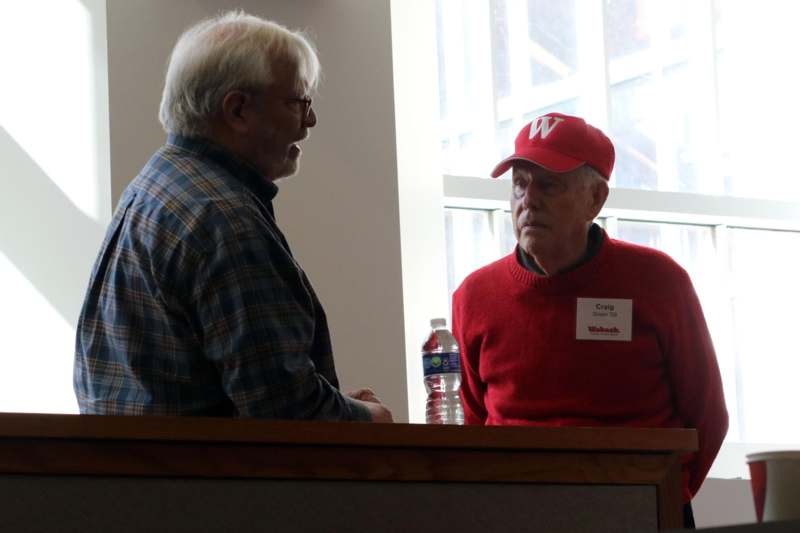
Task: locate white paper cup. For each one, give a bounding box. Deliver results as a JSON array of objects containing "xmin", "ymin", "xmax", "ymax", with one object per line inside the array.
[{"xmin": 747, "ymin": 451, "xmax": 800, "ymax": 522}]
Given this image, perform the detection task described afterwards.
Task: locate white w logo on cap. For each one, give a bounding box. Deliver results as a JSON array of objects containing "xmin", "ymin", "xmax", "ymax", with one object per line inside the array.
[{"xmin": 529, "ymin": 116, "xmax": 565, "ymax": 140}]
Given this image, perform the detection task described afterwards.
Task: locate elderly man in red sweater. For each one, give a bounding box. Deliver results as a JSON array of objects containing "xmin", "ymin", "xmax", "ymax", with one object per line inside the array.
[{"xmin": 451, "ymin": 113, "xmax": 728, "ymax": 529}]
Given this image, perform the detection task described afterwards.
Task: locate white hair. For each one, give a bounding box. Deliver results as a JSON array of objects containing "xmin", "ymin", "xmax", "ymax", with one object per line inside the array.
[
  {"xmin": 159, "ymin": 10, "xmax": 320, "ymax": 137},
  {"xmin": 576, "ymin": 165, "xmax": 608, "ymax": 191}
]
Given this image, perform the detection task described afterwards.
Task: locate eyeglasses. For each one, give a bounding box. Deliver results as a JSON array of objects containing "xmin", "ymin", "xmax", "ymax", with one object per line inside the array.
[{"xmin": 285, "ymin": 96, "xmax": 313, "ymax": 123}]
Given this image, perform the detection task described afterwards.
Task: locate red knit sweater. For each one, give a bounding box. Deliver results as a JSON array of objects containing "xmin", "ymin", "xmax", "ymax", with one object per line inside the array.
[{"xmin": 452, "ymin": 233, "xmax": 729, "ymax": 502}]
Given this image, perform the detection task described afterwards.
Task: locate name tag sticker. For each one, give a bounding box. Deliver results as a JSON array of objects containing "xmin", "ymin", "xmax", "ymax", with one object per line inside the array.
[{"xmin": 576, "ymin": 298, "xmax": 633, "ymax": 342}]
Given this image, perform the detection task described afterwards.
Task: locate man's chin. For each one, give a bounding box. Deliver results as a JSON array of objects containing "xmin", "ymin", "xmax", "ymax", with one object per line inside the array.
[
  {"xmin": 519, "ymin": 235, "xmax": 549, "ymax": 256},
  {"xmin": 269, "ymin": 160, "xmax": 299, "ymax": 182},
  {"xmin": 520, "ymin": 228, "xmax": 547, "ymax": 242}
]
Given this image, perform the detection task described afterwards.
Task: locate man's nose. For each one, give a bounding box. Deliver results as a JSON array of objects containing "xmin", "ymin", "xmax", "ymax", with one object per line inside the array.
[
  {"xmin": 303, "ymin": 106, "xmax": 317, "ymax": 128},
  {"xmin": 522, "ymin": 181, "xmax": 541, "ymax": 207}
]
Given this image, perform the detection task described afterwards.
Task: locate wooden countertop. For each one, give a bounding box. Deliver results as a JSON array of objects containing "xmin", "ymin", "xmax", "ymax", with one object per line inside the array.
[{"xmin": 0, "ymin": 412, "xmax": 697, "ymax": 452}]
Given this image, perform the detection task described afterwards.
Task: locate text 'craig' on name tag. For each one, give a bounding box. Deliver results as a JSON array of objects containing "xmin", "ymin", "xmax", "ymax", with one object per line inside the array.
[{"xmin": 576, "ymin": 298, "xmax": 633, "ymax": 342}]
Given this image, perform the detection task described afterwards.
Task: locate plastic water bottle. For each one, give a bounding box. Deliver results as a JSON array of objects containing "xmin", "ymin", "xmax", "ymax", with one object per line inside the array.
[{"xmin": 422, "ymin": 318, "xmax": 464, "ymax": 425}]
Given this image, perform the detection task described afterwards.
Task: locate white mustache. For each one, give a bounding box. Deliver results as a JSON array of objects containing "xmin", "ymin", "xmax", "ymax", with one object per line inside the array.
[{"xmin": 519, "ymin": 218, "xmax": 548, "ymax": 228}]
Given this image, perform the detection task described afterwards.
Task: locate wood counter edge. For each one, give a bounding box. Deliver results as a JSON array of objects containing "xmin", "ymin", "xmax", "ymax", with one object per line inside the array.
[{"xmin": 0, "ymin": 412, "xmax": 697, "ymax": 452}]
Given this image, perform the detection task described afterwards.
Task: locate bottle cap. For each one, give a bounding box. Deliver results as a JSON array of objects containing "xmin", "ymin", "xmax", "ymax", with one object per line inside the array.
[{"xmin": 430, "ymin": 318, "xmax": 447, "ymax": 328}]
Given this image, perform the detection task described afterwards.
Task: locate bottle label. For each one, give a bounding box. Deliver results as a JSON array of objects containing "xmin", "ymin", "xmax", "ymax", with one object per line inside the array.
[{"xmin": 422, "ymin": 352, "xmax": 461, "ymax": 376}]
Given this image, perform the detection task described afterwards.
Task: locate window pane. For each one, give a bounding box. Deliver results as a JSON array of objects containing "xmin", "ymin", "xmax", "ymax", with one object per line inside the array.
[
  {"xmin": 437, "ymin": 0, "xmax": 582, "ymax": 178},
  {"xmin": 436, "ymin": 0, "xmax": 800, "ymax": 200},
  {"xmin": 728, "ymin": 228, "xmax": 800, "ymax": 443},
  {"xmin": 444, "ymin": 208, "xmax": 497, "ymax": 301},
  {"xmin": 444, "ymin": 209, "xmax": 517, "ymax": 311},
  {"xmin": 607, "ymin": 0, "xmax": 690, "ymax": 61},
  {"xmin": 436, "ymin": 0, "xmax": 499, "ymax": 176},
  {"xmin": 606, "ymin": 0, "xmax": 653, "ymax": 61},
  {"xmin": 618, "ymin": 220, "xmax": 715, "ymax": 274},
  {"xmin": 615, "ymin": 221, "xmax": 740, "ymax": 439},
  {"xmin": 525, "ymin": 0, "xmax": 578, "ymax": 86},
  {"xmin": 606, "ymin": 0, "xmax": 720, "ymax": 195},
  {"xmin": 615, "ymin": 220, "xmax": 718, "ymax": 303},
  {"xmin": 498, "ymin": 211, "xmax": 517, "ymax": 255},
  {"xmin": 608, "ymin": 75, "xmax": 659, "ymax": 190},
  {"xmin": 491, "ymin": 0, "xmax": 512, "ymax": 99},
  {"xmin": 714, "ymin": 1, "xmax": 800, "ymax": 201}
]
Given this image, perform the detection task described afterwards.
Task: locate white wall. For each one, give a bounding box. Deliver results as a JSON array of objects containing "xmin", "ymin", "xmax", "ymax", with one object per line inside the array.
[
  {"xmin": 106, "ymin": 0, "xmax": 409, "ymax": 420},
  {"xmin": 695, "ymin": 478, "xmax": 756, "ymax": 528},
  {"xmin": 0, "ymin": 0, "xmax": 110, "ymax": 413}
]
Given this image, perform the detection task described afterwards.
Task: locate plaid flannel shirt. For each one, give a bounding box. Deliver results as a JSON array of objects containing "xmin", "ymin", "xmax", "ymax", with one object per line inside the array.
[{"xmin": 74, "ymin": 134, "xmax": 370, "ymax": 420}]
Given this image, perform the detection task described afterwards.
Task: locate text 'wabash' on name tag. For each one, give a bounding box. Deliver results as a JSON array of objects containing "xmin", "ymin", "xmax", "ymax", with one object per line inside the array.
[{"xmin": 575, "ymin": 298, "xmax": 633, "ymax": 342}]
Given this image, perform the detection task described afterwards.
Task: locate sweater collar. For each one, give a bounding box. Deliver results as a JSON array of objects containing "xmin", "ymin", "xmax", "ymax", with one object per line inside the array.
[
  {"xmin": 517, "ymin": 222, "xmax": 604, "ymax": 275},
  {"xmin": 507, "ymin": 226, "xmax": 610, "ymax": 291}
]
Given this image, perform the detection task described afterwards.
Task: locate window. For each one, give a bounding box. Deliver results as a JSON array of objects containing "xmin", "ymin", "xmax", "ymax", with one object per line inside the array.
[{"xmin": 435, "ymin": 0, "xmax": 800, "ymax": 475}]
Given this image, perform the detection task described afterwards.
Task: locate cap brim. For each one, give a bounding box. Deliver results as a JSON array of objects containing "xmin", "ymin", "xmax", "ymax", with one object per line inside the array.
[{"xmin": 490, "ymin": 148, "xmax": 585, "ymax": 178}]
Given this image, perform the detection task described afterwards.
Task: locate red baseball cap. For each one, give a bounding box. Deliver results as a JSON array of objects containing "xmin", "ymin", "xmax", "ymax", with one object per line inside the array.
[{"xmin": 490, "ymin": 113, "xmax": 615, "ymax": 180}]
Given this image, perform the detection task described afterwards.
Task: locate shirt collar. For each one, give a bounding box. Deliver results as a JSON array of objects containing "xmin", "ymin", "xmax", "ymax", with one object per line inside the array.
[
  {"xmin": 166, "ymin": 134, "xmax": 278, "ymax": 204},
  {"xmin": 517, "ymin": 222, "xmax": 605, "ymax": 275}
]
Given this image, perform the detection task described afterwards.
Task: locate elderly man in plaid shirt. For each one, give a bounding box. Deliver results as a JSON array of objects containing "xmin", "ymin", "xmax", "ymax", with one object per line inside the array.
[{"xmin": 74, "ymin": 11, "xmax": 392, "ymax": 423}]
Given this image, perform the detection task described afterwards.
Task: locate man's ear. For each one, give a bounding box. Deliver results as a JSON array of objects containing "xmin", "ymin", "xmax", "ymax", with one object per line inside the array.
[
  {"xmin": 219, "ymin": 90, "xmax": 251, "ymax": 134},
  {"xmin": 588, "ymin": 179, "xmax": 609, "ymax": 220}
]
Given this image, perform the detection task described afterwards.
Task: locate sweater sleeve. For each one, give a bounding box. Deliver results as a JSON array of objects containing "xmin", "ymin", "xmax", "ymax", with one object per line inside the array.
[
  {"xmin": 452, "ymin": 287, "xmax": 488, "ymax": 425},
  {"xmin": 665, "ymin": 269, "xmax": 729, "ymax": 497}
]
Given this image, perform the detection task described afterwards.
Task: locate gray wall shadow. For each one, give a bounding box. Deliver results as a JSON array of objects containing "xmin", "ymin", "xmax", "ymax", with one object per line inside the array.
[{"xmin": 0, "ymin": 125, "xmax": 105, "ymax": 329}]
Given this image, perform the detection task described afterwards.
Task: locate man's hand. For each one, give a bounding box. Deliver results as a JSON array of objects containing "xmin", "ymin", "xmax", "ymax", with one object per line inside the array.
[
  {"xmin": 347, "ymin": 388, "xmax": 379, "ymax": 402},
  {"xmin": 359, "ymin": 400, "xmax": 393, "ymax": 423},
  {"xmin": 347, "ymin": 388, "xmax": 393, "ymax": 423}
]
